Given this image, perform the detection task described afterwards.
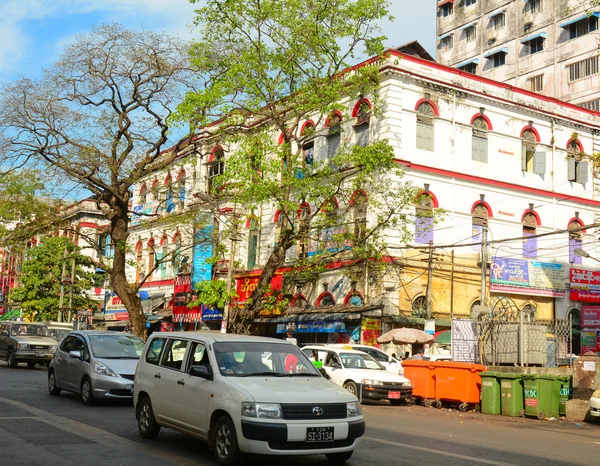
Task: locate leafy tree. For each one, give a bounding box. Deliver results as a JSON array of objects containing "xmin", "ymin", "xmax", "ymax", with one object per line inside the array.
[
  {"xmin": 9, "ymin": 237, "xmax": 98, "ymax": 322},
  {"xmin": 177, "ymin": 0, "xmax": 422, "ymax": 332},
  {"xmin": 0, "ymin": 24, "xmax": 199, "ymax": 337}
]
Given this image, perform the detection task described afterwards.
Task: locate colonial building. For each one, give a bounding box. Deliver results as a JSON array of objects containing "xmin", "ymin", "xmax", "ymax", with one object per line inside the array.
[{"xmin": 436, "ymin": 0, "xmax": 600, "ymax": 108}]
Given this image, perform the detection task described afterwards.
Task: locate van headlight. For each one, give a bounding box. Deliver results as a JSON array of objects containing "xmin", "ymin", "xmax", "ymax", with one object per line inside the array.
[
  {"xmin": 16, "ymin": 343, "xmax": 29, "ymax": 349},
  {"xmin": 362, "ymin": 379, "xmax": 383, "ymax": 385},
  {"xmin": 347, "ymin": 402, "xmax": 361, "ymax": 417},
  {"xmin": 49, "ymin": 346, "xmax": 57, "ymax": 352},
  {"xmin": 241, "ymin": 402, "xmax": 282, "ymax": 419},
  {"xmin": 402, "ymin": 382, "xmax": 412, "ymax": 387},
  {"xmin": 93, "ymin": 362, "xmax": 117, "ymax": 377}
]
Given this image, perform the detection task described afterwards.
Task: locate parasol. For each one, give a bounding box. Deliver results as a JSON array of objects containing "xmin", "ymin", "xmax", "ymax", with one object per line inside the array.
[
  {"xmin": 433, "ymin": 330, "xmax": 451, "ymax": 345},
  {"xmin": 377, "ymin": 328, "xmax": 435, "ymax": 345}
]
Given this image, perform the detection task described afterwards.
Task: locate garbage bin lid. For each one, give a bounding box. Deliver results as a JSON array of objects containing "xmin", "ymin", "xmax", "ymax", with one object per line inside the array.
[
  {"xmin": 480, "ymin": 371, "xmax": 501, "ymax": 377},
  {"xmin": 496, "ymin": 372, "xmax": 524, "ymax": 379}
]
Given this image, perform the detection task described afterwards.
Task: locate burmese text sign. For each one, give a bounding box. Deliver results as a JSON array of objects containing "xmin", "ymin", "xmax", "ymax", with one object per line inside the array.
[
  {"xmin": 570, "ymin": 269, "xmax": 600, "ymax": 303},
  {"xmin": 490, "ymin": 257, "xmax": 565, "ymax": 297}
]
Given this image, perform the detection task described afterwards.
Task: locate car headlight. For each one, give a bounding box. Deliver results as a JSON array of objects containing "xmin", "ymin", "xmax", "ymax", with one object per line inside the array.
[
  {"xmin": 241, "ymin": 402, "xmax": 282, "ymax": 419},
  {"xmin": 402, "ymin": 382, "xmax": 412, "ymax": 387},
  {"xmin": 16, "ymin": 343, "xmax": 28, "ymax": 349},
  {"xmin": 362, "ymin": 379, "xmax": 383, "ymax": 386},
  {"xmin": 93, "ymin": 362, "xmax": 117, "ymax": 377},
  {"xmin": 592, "ymin": 389, "xmax": 600, "ymax": 399},
  {"xmin": 347, "ymin": 402, "xmax": 361, "ymax": 417},
  {"xmin": 49, "ymin": 346, "xmax": 57, "ymax": 352}
]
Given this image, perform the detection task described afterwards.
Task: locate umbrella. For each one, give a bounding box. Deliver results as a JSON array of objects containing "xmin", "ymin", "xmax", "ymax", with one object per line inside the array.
[
  {"xmin": 377, "ymin": 328, "xmax": 435, "ymax": 345},
  {"xmin": 434, "ymin": 330, "xmax": 451, "ymax": 345}
]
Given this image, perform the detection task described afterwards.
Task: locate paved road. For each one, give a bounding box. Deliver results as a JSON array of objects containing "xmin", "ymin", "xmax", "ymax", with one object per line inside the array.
[{"xmin": 1, "ymin": 362, "xmax": 599, "ymax": 465}]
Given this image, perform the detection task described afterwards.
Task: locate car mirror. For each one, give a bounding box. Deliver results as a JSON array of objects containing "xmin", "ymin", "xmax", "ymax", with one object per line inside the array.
[
  {"xmin": 0, "ymin": 330, "xmax": 7, "ymax": 337},
  {"xmin": 331, "ymin": 362, "xmax": 341, "ymax": 369},
  {"xmin": 189, "ymin": 365, "xmax": 213, "ymax": 381},
  {"xmin": 69, "ymin": 350, "xmax": 82, "ymax": 359}
]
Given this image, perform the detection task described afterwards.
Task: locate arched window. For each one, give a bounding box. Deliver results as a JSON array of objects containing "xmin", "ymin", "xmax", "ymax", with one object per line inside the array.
[
  {"xmin": 139, "ymin": 183, "xmax": 148, "ymax": 204},
  {"xmin": 412, "ymin": 295, "xmax": 427, "ymax": 318},
  {"xmin": 472, "ymin": 201, "xmax": 490, "ymax": 248},
  {"xmin": 208, "ymin": 146, "xmax": 225, "ymax": 192},
  {"xmin": 344, "ymin": 290, "xmax": 364, "ymax": 306},
  {"xmin": 416, "ymin": 101, "xmax": 435, "ymax": 151},
  {"xmin": 567, "ymin": 139, "xmax": 588, "ymax": 184},
  {"xmin": 353, "ymin": 99, "xmax": 371, "ymax": 147},
  {"xmin": 147, "ymin": 238, "xmax": 155, "ymax": 280},
  {"xmin": 135, "ymin": 241, "xmax": 144, "ymax": 283},
  {"xmin": 99, "ymin": 233, "xmax": 114, "ymax": 259},
  {"xmin": 351, "ymin": 190, "xmax": 368, "ymax": 243},
  {"xmin": 172, "ymin": 232, "xmax": 182, "ymax": 275},
  {"xmin": 522, "ymin": 211, "xmax": 538, "ymax": 258},
  {"xmin": 472, "ymin": 116, "xmax": 489, "ymax": 162},
  {"xmin": 326, "ymin": 111, "xmax": 343, "ymax": 158},
  {"xmin": 297, "ymin": 203, "xmax": 311, "ymax": 260},
  {"xmin": 568, "ymin": 219, "xmax": 583, "ymax": 264},
  {"xmin": 521, "ymin": 128, "xmax": 543, "ymax": 174},
  {"xmin": 158, "ymin": 235, "xmax": 169, "ymax": 279},
  {"xmin": 415, "ymin": 192, "xmax": 434, "ymax": 244},
  {"xmin": 247, "ymin": 217, "xmax": 259, "ymax": 269},
  {"xmin": 317, "ymin": 292, "xmax": 335, "ymax": 307}
]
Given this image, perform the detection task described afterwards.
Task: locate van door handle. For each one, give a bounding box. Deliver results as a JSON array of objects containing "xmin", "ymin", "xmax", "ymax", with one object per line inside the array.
[
  {"xmin": 154, "ymin": 373, "xmax": 161, "ymax": 379},
  {"xmin": 177, "ymin": 379, "xmax": 185, "ymax": 386}
]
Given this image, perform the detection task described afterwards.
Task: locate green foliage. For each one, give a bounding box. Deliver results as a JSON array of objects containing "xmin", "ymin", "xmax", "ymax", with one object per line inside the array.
[
  {"xmin": 9, "ymin": 237, "xmax": 98, "ymax": 322},
  {"xmin": 191, "ymin": 279, "xmax": 237, "ymax": 310}
]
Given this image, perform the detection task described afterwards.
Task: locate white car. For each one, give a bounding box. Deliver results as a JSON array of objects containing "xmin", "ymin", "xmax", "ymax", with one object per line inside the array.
[
  {"xmin": 134, "ymin": 332, "xmax": 364, "ymax": 465},
  {"xmin": 590, "ymin": 389, "xmax": 600, "ymax": 419},
  {"xmin": 302, "ymin": 346, "xmax": 412, "ymax": 405},
  {"xmin": 326, "ymin": 344, "xmax": 403, "ymax": 375}
]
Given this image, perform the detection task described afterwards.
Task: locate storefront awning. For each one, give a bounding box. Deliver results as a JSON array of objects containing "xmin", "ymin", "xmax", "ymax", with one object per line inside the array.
[
  {"xmin": 460, "ymin": 22, "xmax": 477, "ymax": 31},
  {"xmin": 488, "ymin": 9, "xmax": 506, "ymax": 18},
  {"xmin": 456, "ymin": 57, "xmax": 479, "ymax": 68},
  {"xmin": 255, "ymin": 312, "xmax": 356, "ymax": 324},
  {"xmin": 104, "ymin": 320, "xmax": 129, "ymax": 328},
  {"xmin": 437, "ymin": 0, "xmax": 454, "ymax": 7},
  {"xmin": 520, "ymin": 31, "xmax": 547, "ymax": 43},
  {"xmin": 559, "ymin": 12, "xmax": 599, "ymax": 28},
  {"xmin": 437, "ymin": 32, "xmax": 453, "ymax": 41},
  {"xmin": 484, "ymin": 47, "xmax": 508, "ymax": 58},
  {"xmin": 383, "ymin": 315, "xmax": 452, "ymax": 328}
]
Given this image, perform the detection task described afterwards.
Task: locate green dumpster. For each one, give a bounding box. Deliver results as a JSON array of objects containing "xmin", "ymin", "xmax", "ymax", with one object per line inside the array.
[
  {"xmin": 523, "ymin": 375, "xmax": 559, "ymax": 420},
  {"xmin": 499, "ymin": 373, "xmax": 524, "ymax": 417},
  {"xmin": 480, "ymin": 372, "xmax": 501, "ymax": 415},
  {"xmin": 554, "ymin": 376, "xmax": 572, "ymax": 417}
]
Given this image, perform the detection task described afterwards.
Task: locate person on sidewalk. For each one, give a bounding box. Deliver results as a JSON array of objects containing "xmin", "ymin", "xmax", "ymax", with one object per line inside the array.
[{"xmin": 411, "ymin": 350, "xmax": 424, "ymax": 360}]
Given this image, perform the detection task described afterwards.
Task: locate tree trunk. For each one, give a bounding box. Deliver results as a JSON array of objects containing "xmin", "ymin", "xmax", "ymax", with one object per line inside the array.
[{"xmin": 108, "ymin": 198, "xmax": 146, "ymax": 339}]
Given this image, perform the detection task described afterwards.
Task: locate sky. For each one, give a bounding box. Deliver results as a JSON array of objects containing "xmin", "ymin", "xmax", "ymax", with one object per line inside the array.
[{"xmin": 0, "ymin": 0, "xmax": 436, "ymax": 83}]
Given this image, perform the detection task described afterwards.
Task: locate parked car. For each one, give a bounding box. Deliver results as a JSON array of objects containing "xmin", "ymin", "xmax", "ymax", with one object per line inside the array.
[
  {"xmin": 46, "ymin": 321, "xmax": 73, "ymax": 343},
  {"xmin": 134, "ymin": 332, "xmax": 365, "ymax": 465},
  {"xmin": 327, "ymin": 344, "xmax": 403, "ymax": 374},
  {"xmin": 422, "ymin": 354, "xmax": 452, "ymax": 362},
  {"xmin": 0, "ymin": 321, "xmax": 58, "ymax": 368},
  {"xmin": 302, "ymin": 345, "xmax": 412, "ymax": 405},
  {"xmin": 48, "ymin": 330, "xmax": 145, "ymax": 405},
  {"xmin": 590, "ymin": 389, "xmax": 600, "ymax": 420}
]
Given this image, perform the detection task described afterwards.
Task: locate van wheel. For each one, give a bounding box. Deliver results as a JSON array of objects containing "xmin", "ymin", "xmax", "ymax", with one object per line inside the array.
[
  {"xmin": 7, "ymin": 350, "xmax": 18, "ymax": 368},
  {"xmin": 81, "ymin": 377, "xmax": 95, "ymax": 405},
  {"xmin": 326, "ymin": 451, "xmax": 353, "ymax": 463},
  {"xmin": 343, "ymin": 381, "xmax": 358, "ymax": 397},
  {"xmin": 213, "ymin": 415, "xmax": 244, "ymax": 465},
  {"xmin": 48, "ymin": 370, "xmax": 61, "ymax": 396},
  {"xmin": 137, "ymin": 397, "xmax": 161, "ymax": 439}
]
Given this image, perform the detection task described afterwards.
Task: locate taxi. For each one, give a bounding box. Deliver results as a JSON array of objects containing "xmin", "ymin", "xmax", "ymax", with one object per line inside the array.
[{"xmin": 302, "ymin": 345, "xmax": 412, "ymax": 405}]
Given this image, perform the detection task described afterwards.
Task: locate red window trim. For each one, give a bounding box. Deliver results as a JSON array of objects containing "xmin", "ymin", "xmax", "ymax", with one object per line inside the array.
[
  {"xmin": 471, "ymin": 200, "xmax": 493, "ymax": 218},
  {"xmin": 351, "ymin": 98, "xmax": 373, "ymax": 118},
  {"xmin": 316, "ymin": 291, "xmax": 336, "ymax": 307},
  {"xmin": 300, "ymin": 120, "xmax": 316, "ymax": 136},
  {"xmin": 521, "ymin": 209, "xmax": 541, "ymax": 226},
  {"xmin": 566, "ymin": 138, "xmax": 584, "ymax": 153},
  {"xmin": 470, "ymin": 113, "xmax": 493, "ymax": 130},
  {"xmin": 568, "ymin": 217, "xmax": 586, "ymax": 234},
  {"xmin": 520, "ymin": 125, "xmax": 541, "ymax": 142},
  {"xmin": 325, "ymin": 110, "xmax": 344, "ymax": 127},
  {"xmin": 414, "ymin": 98, "xmax": 440, "ymax": 117},
  {"xmin": 344, "ymin": 291, "xmax": 364, "ymax": 306},
  {"xmin": 415, "ymin": 190, "xmax": 439, "ymax": 208}
]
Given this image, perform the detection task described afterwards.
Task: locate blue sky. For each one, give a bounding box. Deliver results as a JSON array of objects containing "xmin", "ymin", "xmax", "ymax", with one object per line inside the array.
[{"xmin": 0, "ymin": 0, "xmax": 436, "ymax": 83}]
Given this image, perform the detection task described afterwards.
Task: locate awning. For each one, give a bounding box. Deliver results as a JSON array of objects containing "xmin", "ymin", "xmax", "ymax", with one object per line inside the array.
[
  {"xmin": 520, "ymin": 31, "xmax": 547, "ymax": 43},
  {"xmin": 254, "ymin": 312, "xmax": 360, "ymax": 324},
  {"xmin": 484, "ymin": 47, "xmax": 508, "ymax": 58},
  {"xmin": 460, "ymin": 22, "xmax": 477, "ymax": 31},
  {"xmin": 104, "ymin": 320, "xmax": 129, "ymax": 328},
  {"xmin": 560, "ymin": 12, "xmax": 599, "ymax": 28},
  {"xmin": 437, "ymin": 0, "xmax": 454, "ymax": 7},
  {"xmin": 437, "ymin": 32, "xmax": 453, "ymax": 41},
  {"xmin": 488, "ymin": 9, "xmax": 506, "ymax": 18},
  {"xmin": 456, "ymin": 57, "xmax": 480, "ymax": 68},
  {"xmin": 383, "ymin": 315, "xmax": 452, "ymax": 328}
]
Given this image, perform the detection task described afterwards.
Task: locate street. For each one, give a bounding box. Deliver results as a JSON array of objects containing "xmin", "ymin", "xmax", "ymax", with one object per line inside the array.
[{"xmin": 0, "ymin": 363, "xmax": 598, "ymax": 466}]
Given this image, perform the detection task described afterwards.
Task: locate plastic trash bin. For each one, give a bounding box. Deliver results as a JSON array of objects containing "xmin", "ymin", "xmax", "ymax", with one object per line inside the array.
[
  {"xmin": 523, "ymin": 374, "xmax": 559, "ymax": 420},
  {"xmin": 433, "ymin": 361, "xmax": 486, "ymax": 411},
  {"xmin": 554, "ymin": 376, "xmax": 572, "ymax": 417},
  {"xmin": 402, "ymin": 361, "xmax": 436, "ymax": 406},
  {"xmin": 499, "ymin": 373, "xmax": 524, "ymax": 417},
  {"xmin": 480, "ymin": 371, "xmax": 501, "ymax": 415}
]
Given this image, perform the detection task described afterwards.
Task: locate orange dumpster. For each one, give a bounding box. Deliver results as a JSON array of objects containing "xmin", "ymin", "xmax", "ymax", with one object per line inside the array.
[
  {"xmin": 433, "ymin": 361, "xmax": 486, "ymax": 411},
  {"xmin": 402, "ymin": 361, "xmax": 436, "ymax": 405}
]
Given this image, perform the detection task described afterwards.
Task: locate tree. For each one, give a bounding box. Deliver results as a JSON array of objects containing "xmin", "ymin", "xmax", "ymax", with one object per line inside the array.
[
  {"xmin": 9, "ymin": 237, "xmax": 97, "ymax": 322},
  {"xmin": 177, "ymin": 0, "xmax": 422, "ymax": 331},
  {"xmin": 0, "ymin": 24, "xmax": 198, "ymax": 337}
]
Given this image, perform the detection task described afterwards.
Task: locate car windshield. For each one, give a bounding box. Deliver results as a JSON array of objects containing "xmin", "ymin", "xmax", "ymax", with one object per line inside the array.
[
  {"xmin": 49, "ymin": 329, "xmax": 71, "ymax": 342},
  {"xmin": 12, "ymin": 324, "xmax": 49, "ymax": 337},
  {"xmin": 339, "ymin": 352, "xmax": 384, "ymax": 370},
  {"xmin": 88, "ymin": 334, "xmax": 145, "ymax": 359},
  {"xmin": 213, "ymin": 341, "xmax": 321, "ymax": 377}
]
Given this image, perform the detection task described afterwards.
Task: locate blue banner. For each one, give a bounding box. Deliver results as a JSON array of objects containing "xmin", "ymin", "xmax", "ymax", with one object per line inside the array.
[
  {"xmin": 192, "ymin": 215, "xmax": 214, "ymax": 288},
  {"xmin": 276, "ymin": 321, "xmax": 346, "ymax": 333},
  {"xmin": 201, "ymin": 305, "xmax": 223, "ymax": 321}
]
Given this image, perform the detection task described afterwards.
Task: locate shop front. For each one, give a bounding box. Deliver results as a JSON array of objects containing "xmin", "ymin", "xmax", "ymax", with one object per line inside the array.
[{"xmin": 570, "ymin": 268, "xmax": 600, "ymax": 355}]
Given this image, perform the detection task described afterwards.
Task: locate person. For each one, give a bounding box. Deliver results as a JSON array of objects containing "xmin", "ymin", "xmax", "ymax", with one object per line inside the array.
[
  {"xmin": 391, "ymin": 353, "xmax": 398, "ymax": 360},
  {"xmin": 411, "ymin": 350, "xmax": 424, "ymax": 361},
  {"xmin": 285, "ymin": 331, "xmax": 298, "ymax": 346},
  {"xmin": 404, "ymin": 351, "xmax": 410, "ymax": 360},
  {"xmin": 308, "ymin": 350, "xmax": 317, "ymax": 362}
]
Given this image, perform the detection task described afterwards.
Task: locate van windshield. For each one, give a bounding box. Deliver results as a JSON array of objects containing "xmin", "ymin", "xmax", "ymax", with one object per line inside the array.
[
  {"xmin": 213, "ymin": 342, "xmax": 321, "ymax": 377},
  {"xmin": 11, "ymin": 324, "xmax": 49, "ymax": 337}
]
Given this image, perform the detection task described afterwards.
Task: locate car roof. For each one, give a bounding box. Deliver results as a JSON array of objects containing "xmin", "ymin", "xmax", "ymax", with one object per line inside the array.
[
  {"xmin": 72, "ymin": 330, "xmax": 142, "ymax": 337},
  {"xmin": 302, "ymin": 345, "xmax": 369, "ymax": 355},
  {"xmin": 149, "ymin": 331, "xmax": 293, "ymax": 345}
]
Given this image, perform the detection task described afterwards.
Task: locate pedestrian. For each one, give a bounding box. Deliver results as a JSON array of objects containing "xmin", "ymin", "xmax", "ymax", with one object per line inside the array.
[
  {"xmin": 391, "ymin": 353, "xmax": 397, "ymax": 360},
  {"xmin": 285, "ymin": 331, "xmax": 298, "ymax": 346},
  {"xmin": 411, "ymin": 350, "xmax": 424, "ymax": 361},
  {"xmin": 404, "ymin": 351, "xmax": 410, "ymax": 360}
]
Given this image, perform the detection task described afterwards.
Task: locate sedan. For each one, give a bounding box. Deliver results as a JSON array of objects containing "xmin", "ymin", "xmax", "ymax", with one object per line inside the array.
[{"xmin": 48, "ymin": 330, "xmax": 144, "ymax": 405}]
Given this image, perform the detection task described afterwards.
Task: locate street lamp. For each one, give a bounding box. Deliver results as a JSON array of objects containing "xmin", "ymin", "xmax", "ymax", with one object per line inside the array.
[{"xmin": 574, "ymin": 248, "xmax": 600, "ymax": 264}]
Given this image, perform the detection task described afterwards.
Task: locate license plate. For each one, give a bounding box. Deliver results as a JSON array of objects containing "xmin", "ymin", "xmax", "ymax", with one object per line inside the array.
[
  {"xmin": 35, "ymin": 352, "xmax": 45, "ymax": 357},
  {"xmin": 388, "ymin": 391, "xmax": 401, "ymax": 399},
  {"xmin": 306, "ymin": 427, "xmax": 334, "ymax": 443}
]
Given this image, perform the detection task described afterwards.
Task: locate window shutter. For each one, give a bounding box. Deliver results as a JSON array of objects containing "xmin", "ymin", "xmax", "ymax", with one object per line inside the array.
[
  {"xmin": 567, "ymin": 157, "xmax": 576, "ymax": 181},
  {"xmin": 472, "ymin": 136, "xmax": 488, "ymax": 162},
  {"xmin": 355, "ymin": 124, "xmax": 369, "ymax": 147},
  {"xmin": 416, "ymin": 122, "xmax": 425, "ymax": 149},
  {"xmin": 521, "ymin": 146, "xmax": 528, "ymax": 171},
  {"xmin": 424, "ymin": 125, "xmax": 434, "ymax": 151},
  {"xmin": 533, "ymin": 151, "xmax": 546, "ymax": 174},
  {"xmin": 577, "ymin": 161, "xmax": 589, "ymax": 184}
]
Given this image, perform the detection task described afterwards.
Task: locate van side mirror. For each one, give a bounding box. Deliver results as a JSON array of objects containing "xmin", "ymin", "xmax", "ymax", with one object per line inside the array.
[
  {"xmin": 189, "ymin": 365, "xmax": 213, "ymax": 381},
  {"xmin": 69, "ymin": 350, "xmax": 82, "ymax": 359},
  {"xmin": 331, "ymin": 362, "xmax": 342, "ymax": 369},
  {"xmin": 1, "ymin": 330, "xmax": 8, "ymax": 337}
]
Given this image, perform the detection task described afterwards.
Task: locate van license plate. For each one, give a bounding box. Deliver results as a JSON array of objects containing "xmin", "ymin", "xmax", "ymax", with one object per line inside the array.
[
  {"xmin": 306, "ymin": 427, "xmax": 334, "ymax": 442},
  {"xmin": 35, "ymin": 352, "xmax": 45, "ymax": 357},
  {"xmin": 388, "ymin": 391, "xmax": 401, "ymax": 399}
]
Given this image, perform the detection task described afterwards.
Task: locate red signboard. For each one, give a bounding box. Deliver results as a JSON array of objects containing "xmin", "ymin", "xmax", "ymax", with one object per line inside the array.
[
  {"xmin": 172, "ymin": 274, "xmax": 202, "ymax": 322},
  {"xmin": 582, "ymin": 306, "xmax": 600, "ymax": 328},
  {"xmin": 570, "ymin": 269, "xmax": 600, "ymax": 303},
  {"xmin": 235, "ymin": 274, "xmax": 283, "ymax": 303}
]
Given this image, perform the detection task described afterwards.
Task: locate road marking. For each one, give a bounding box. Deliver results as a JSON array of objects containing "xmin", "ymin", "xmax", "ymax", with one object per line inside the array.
[
  {"xmin": 0, "ymin": 416, "xmax": 39, "ymax": 419},
  {"xmin": 0, "ymin": 397, "xmax": 206, "ymax": 466},
  {"xmin": 364, "ymin": 436, "xmax": 517, "ymax": 466}
]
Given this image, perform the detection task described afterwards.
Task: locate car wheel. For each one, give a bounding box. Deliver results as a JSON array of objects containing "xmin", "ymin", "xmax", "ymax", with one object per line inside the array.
[
  {"xmin": 48, "ymin": 370, "xmax": 61, "ymax": 396},
  {"xmin": 326, "ymin": 451, "xmax": 354, "ymax": 463},
  {"xmin": 7, "ymin": 350, "xmax": 18, "ymax": 368},
  {"xmin": 213, "ymin": 415, "xmax": 244, "ymax": 465},
  {"xmin": 80, "ymin": 377, "xmax": 95, "ymax": 406},
  {"xmin": 137, "ymin": 396, "xmax": 161, "ymax": 439},
  {"xmin": 27, "ymin": 362, "xmax": 36, "ymax": 369},
  {"xmin": 343, "ymin": 381, "xmax": 358, "ymax": 397}
]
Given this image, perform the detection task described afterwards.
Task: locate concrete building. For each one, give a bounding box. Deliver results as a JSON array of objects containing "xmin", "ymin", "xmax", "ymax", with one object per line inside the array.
[{"xmin": 436, "ymin": 0, "xmax": 600, "ymax": 108}]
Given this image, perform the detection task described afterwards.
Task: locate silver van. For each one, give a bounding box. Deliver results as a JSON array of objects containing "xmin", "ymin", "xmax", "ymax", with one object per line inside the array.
[{"xmin": 0, "ymin": 321, "xmax": 57, "ymax": 368}]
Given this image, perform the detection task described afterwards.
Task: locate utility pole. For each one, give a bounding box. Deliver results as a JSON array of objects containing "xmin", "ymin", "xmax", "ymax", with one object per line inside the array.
[
  {"xmin": 58, "ymin": 248, "xmax": 68, "ymax": 323},
  {"xmin": 480, "ymin": 225, "xmax": 488, "ymax": 307},
  {"xmin": 68, "ymin": 256, "xmax": 76, "ymax": 323},
  {"xmin": 221, "ymin": 212, "xmax": 239, "ymax": 333},
  {"xmin": 425, "ymin": 240, "xmax": 434, "ymax": 320}
]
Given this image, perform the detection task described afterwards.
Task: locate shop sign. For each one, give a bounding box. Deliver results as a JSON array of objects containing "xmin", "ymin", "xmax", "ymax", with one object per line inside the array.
[
  {"xmin": 596, "ymin": 330, "xmax": 600, "ymax": 354},
  {"xmin": 104, "ymin": 296, "xmax": 128, "ymax": 321},
  {"xmin": 276, "ymin": 321, "xmax": 345, "ymax": 333},
  {"xmin": 362, "ymin": 318, "xmax": 381, "ymax": 348},
  {"xmin": 424, "ymin": 319, "xmax": 435, "ymax": 336},
  {"xmin": 235, "ymin": 274, "xmax": 283, "ymax": 306},
  {"xmin": 582, "ymin": 306, "xmax": 600, "ymax": 328},
  {"xmin": 201, "ymin": 305, "xmax": 223, "ymax": 321},
  {"xmin": 570, "ymin": 269, "xmax": 600, "ymax": 302},
  {"xmin": 581, "ymin": 331, "xmax": 596, "ymax": 355},
  {"xmin": 131, "ymin": 202, "xmax": 156, "ymax": 227},
  {"xmin": 191, "ymin": 214, "xmax": 214, "ymax": 288},
  {"xmin": 308, "ymin": 226, "xmax": 351, "ymax": 257},
  {"xmin": 490, "ymin": 257, "xmax": 566, "ymax": 297}
]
